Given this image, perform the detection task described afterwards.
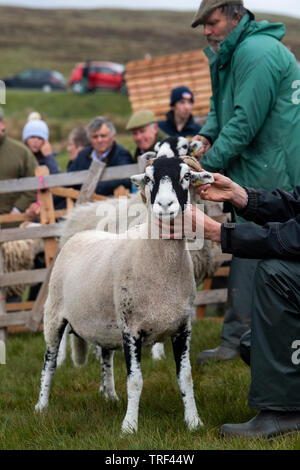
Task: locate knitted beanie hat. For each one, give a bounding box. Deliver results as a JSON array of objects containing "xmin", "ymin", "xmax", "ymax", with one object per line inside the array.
[
  {"xmin": 170, "ymin": 86, "xmax": 194, "ymax": 106},
  {"xmin": 22, "ymin": 119, "xmax": 49, "ymax": 142}
]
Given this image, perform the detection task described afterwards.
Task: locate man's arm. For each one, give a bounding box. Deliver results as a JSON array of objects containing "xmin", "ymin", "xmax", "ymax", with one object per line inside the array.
[
  {"xmin": 198, "ymin": 96, "xmax": 220, "ymax": 144},
  {"xmin": 198, "ymin": 174, "xmax": 300, "ymax": 224},
  {"xmin": 200, "ymin": 48, "xmax": 282, "ymax": 172},
  {"xmin": 198, "ymin": 173, "xmax": 300, "ymax": 259},
  {"xmin": 13, "ymin": 148, "xmax": 37, "ymax": 212}
]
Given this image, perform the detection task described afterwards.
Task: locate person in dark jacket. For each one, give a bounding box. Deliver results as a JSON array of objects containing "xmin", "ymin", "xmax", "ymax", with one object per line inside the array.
[
  {"xmin": 68, "ymin": 116, "xmax": 133, "ymax": 196},
  {"xmin": 158, "ymin": 86, "xmax": 202, "ymax": 138},
  {"xmin": 162, "ymin": 172, "xmax": 300, "ymax": 438},
  {"xmin": 66, "ymin": 126, "xmax": 90, "ymax": 170},
  {"xmin": 191, "ymin": 0, "xmax": 300, "ymax": 365}
]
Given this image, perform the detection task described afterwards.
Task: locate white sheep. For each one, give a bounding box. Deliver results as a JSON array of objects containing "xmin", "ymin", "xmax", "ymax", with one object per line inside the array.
[
  {"xmin": 57, "ymin": 152, "xmax": 221, "ymax": 365},
  {"xmin": 1, "ymin": 224, "xmax": 43, "ymax": 300},
  {"xmin": 35, "ymin": 156, "xmax": 214, "ymax": 433}
]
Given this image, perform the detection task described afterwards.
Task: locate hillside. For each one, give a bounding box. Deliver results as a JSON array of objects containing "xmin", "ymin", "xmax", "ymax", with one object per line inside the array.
[{"xmin": 0, "ymin": 6, "xmax": 300, "ymax": 79}]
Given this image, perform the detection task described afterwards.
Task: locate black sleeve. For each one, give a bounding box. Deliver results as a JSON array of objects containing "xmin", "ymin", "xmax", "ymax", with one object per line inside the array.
[
  {"xmin": 236, "ymin": 186, "xmax": 300, "ymax": 225},
  {"xmin": 221, "ymin": 216, "xmax": 300, "ymax": 260}
]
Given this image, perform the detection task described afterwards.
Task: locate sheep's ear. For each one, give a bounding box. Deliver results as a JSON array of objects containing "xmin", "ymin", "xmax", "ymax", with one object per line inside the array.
[
  {"xmin": 190, "ymin": 171, "xmax": 214, "ymax": 186},
  {"xmin": 140, "ymin": 151, "xmax": 156, "ymax": 162},
  {"xmin": 131, "ymin": 173, "xmax": 146, "ymax": 189},
  {"xmin": 154, "ymin": 142, "xmax": 161, "ymax": 153},
  {"xmin": 188, "ymin": 140, "xmax": 203, "ymax": 156}
]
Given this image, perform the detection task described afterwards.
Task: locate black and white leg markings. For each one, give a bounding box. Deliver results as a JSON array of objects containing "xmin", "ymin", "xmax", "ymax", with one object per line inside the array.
[
  {"xmin": 35, "ymin": 319, "xmax": 68, "ymax": 412},
  {"xmin": 99, "ymin": 347, "xmax": 118, "ymax": 401},
  {"xmin": 121, "ymin": 331, "xmax": 144, "ymax": 433},
  {"xmin": 171, "ymin": 320, "xmax": 202, "ymax": 430}
]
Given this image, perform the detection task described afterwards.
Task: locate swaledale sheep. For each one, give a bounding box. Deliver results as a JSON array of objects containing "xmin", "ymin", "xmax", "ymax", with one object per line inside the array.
[
  {"xmin": 57, "ymin": 140, "xmax": 222, "ymax": 364},
  {"xmin": 57, "ymin": 141, "xmax": 221, "ymax": 366},
  {"xmin": 35, "ymin": 156, "xmax": 214, "ymax": 433}
]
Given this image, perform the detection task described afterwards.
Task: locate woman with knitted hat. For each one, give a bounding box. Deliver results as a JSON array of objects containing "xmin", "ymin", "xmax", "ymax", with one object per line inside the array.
[{"xmin": 22, "ymin": 119, "xmax": 60, "ymax": 174}]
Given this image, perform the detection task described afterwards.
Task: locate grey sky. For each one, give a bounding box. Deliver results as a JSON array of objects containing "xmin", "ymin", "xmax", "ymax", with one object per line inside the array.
[{"xmin": 0, "ymin": 0, "xmax": 299, "ymax": 18}]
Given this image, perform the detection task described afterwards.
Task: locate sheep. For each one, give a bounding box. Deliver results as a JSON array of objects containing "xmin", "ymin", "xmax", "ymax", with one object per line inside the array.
[
  {"xmin": 35, "ymin": 155, "xmax": 214, "ymax": 434},
  {"xmin": 57, "ymin": 148, "xmax": 222, "ymax": 365},
  {"xmin": 1, "ymin": 224, "xmax": 43, "ymax": 300}
]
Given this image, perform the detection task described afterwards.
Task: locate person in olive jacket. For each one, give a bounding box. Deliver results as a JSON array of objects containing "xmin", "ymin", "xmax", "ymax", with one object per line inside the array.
[
  {"xmin": 161, "ymin": 172, "xmax": 300, "ymax": 438},
  {"xmin": 68, "ymin": 116, "xmax": 133, "ymax": 196},
  {"xmin": 191, "ymin": 0, "xmax": 300, "ymax": 364},
  {"xmin": 0, "ymin": 108, "xmax": 37, "ymax": 218}
]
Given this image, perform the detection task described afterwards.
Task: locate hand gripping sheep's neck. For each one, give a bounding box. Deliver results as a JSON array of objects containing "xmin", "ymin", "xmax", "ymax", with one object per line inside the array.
[{"xmin": 35, "ymin": 156, "xmax": 213, "ymax": 434}]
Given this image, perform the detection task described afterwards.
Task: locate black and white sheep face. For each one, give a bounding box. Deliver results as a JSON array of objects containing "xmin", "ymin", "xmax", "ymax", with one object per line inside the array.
[
  {"xmin": 131, "ymin": 157, "xmax": 214, "ymax": 220},
  {"xmin": 154, "ymin": 136, "xmax": 190, "ymax": 158}
]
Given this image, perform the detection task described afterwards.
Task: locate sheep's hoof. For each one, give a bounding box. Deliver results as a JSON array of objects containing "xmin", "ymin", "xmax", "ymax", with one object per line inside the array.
[
  {"xmin": 121, "ymin": 420, "xmax": 138, "ymax": 435},
  {"xmin": 34, "ymin": 402, "xmax": 48, "ymax": 413},
  {"xmin": 186, "ymin": 416, "xmax": 203, "ymax": 431},
  {"xmin": 99, "ymin": 386, "xmax": 119, "ymax": 401}
]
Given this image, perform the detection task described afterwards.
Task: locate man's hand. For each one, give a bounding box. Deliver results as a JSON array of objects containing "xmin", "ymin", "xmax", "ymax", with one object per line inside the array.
[
  {"xmin": 196, "ymin": 173, "xmax": 248, "ymax": 209},
  {"xmin": 155, "ymin": 205, "xmax": 221, "ymax": 243},
  {"xmin": 192, "ymin": 135, "xmax": 211, "ymax": 158},
  {"xmin": 25, "ymin": 202, "xmax": 41, "ymax": 219}
]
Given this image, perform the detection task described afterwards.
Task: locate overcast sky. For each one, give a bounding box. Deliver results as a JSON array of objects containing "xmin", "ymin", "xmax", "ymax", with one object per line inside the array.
[{"xmin": 0, "ymin": 0, "xmax": 299, "ymax": 18}]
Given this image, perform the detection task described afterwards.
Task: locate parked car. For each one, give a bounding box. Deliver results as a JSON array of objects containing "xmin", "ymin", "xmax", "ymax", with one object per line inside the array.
[
  {"xmin": 2, "ymin": 68, "xmax": 66, "ymax": 92},
  {"xmin": 69, "ymin": 61, "xmax": 126, "ymax": 93}
]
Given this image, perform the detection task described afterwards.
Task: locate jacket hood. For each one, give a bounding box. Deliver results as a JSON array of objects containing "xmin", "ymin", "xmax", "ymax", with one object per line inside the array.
[{"xmin": 205, "ymin": 11, "xmax": 286, "ymax": 65}]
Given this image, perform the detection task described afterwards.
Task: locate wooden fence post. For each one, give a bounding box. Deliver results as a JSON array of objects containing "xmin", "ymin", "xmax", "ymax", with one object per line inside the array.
[{"xmin": 36, "ymin": 166, "xmax": 58, "ymax": 267}]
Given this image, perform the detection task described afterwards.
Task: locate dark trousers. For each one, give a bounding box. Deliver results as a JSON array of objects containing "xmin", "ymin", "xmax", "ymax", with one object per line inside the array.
[
  {"xmin": 241, "ymin": 259, "xmax": 300, "ymax": 411},
  {"xmin": 221, "ymin": 257, "xmax": 259, "ymax": 348}
]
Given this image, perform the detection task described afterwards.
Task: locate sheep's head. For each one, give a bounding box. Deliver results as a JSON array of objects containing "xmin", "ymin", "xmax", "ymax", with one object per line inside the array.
[
  {"xmin": 140, "ymin": 136, "xmax": 203, "ymax": 162},
  {"xmin": 131, "ymin": 156, "xmax": 214, "ymax": 221}
]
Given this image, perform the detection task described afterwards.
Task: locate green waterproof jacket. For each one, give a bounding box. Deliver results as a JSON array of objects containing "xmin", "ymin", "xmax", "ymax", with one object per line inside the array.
[{"xmin": 200, "ymin": 12, "xmax": 300, "ymax": 192}]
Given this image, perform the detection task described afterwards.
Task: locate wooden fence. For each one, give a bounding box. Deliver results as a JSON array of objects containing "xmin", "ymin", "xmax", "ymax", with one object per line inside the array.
[
  {"xmin": 0, "ymin": 158, "xmax": 229, "ymax": 343},
  {"xmin": 125, "ymin": 49, "xmax": 212, "ymax": 121}
]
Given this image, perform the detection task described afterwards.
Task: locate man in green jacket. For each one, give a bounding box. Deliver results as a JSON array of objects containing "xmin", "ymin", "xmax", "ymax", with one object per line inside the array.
[
  {"xmin": 0, "ymin": 107, "xmax": 37, "ymax": 218},
  {"xmin": 191, "ymin": 1, "xmax": 300, "ymax": 363}
]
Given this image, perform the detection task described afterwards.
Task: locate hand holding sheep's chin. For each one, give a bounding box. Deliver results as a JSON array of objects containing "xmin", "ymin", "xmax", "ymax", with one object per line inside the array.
[{"xmin": 155, "ymin": 206, "xmax": 221, "ymax": 243}]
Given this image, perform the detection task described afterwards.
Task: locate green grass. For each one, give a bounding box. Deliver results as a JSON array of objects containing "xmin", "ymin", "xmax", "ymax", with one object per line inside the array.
[
  {"xmin": 0, "ymin": 6, "xmax": 299, "ymax": 82},
  {"xmin": 1, "ymin": 320, "xmax": 300, "ymax": 450}
]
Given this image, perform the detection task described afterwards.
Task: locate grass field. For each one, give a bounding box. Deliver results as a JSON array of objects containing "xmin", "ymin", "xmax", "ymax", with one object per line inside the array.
[
  {"xmin": 0, "ymin": 6, "xmax": 299, "ymax": 81},
  {"xmin": 1, "ymin": 320, "xmax": 300, "ymax": 450}
]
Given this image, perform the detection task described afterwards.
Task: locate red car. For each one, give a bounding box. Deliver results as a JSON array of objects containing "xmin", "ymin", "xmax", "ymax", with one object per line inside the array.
[{"xmin": 69, "ymin": 61, "xmax": 126, "ymax": 93}]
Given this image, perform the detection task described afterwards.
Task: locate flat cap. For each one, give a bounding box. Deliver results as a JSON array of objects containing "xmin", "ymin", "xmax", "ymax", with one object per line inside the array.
[
  {"xmin": 0, "ymin": 107, "xmax": 4, "ymax": 121},
  {"xmin": 126, "ymin": 110, "xmax": 157, "ymax": 131},
  {"xmin": 191, "ymin": 0, "xmax": 244, "ymax": 28}
]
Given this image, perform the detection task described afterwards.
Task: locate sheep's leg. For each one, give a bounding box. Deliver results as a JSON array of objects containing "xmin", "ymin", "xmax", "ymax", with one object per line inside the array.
[
  {"xmin": 57, "ymin": 323, "xmax": 71, "ymax": 367},
  {"xmin": 151, "ymin": 342, "xmax": 165, "ymax": 361},
  {"xmin": 35, "ymin": 319, "xmax": 68, "ymax": 412},
  {"xmin": 99, "ymin": 348, "xmax": 119, "ymax": 401},
  {"xmin": 171, "ymin": 320, "xmax": 203, "ymax": 430},
  {"xmin": 121, "ymin": 332, "xmax": 143, "ymax": 434}
]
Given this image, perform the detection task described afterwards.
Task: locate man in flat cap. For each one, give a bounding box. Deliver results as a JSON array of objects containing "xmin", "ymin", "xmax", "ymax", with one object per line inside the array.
[
  {"xmin": 126, "ymin": 109, "xmax": 167, "ymax": 162},
  {"xmin": 191, "ymin": 1, "xmax": 300, "ymax": 369}
]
